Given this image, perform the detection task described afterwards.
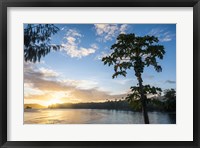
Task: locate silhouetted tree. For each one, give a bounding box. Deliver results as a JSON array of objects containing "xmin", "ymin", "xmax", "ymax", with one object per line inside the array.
[
  {"xmin": 24, "ymin": 24, "xmax": 61, "ymax": 62},
  {"xmin": 102, "ymin": 33, "xmax": 165, "ymax": 124}
]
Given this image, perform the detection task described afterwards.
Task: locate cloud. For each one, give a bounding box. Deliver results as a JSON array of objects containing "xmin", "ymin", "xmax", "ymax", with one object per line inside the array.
[
  {"xmin": 60, "ymin": 79, "xmax": 98, "ymax": 90},
  {"xmin": 144, "ymin": 74, "xmax": 154, "ymax": 80},
  {"xmin": 94, "ymin": 24, "xmax": 129, "ymax": 42},
  {"xmin": 66, "ymin": 29, "xmax": 82, "ymax": 37},
  {"xmin": 95, "ymin": 51, "xmax": 111, "ymax": 60},
  {"xmin": 114, "ymin": 79, "xmax": 133, "ymax": 85},
  {"xmin": 165, "ymin": 80, "xmax": 176, "ymax": 84},
  {"xmin": 24, "ymin": 62, "xmax": 59, "ymax": 80},
  {"xmin": 61, "ymin": 29, "xmax": 97, "ymax": 58},
  {"xmin": 148, "ymin": 28, "xmax": 175, "ymax": 42},
  {"xmin": 94, "ymin": 24, "xmax": 118, "ymax": 41},
  {"xmin": 90, "ymin": 43, "xmax": 99, "ymax": 50},
  {"xmin": 119, "ymin": 24, "xmax": 128, "ymax": 34},
  {"xmin": 24, "ymin": 62, "xmax": 126, "ymax": 104},
  {"xmin": 38, "ymin": 67, "xmax": 59, "ymax": 78}
]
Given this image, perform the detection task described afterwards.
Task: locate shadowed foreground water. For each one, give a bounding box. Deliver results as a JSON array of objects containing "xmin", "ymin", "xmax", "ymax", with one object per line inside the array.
[{"xmin": 24, "ymin": 109, "xmax": 176, "ymax": 124}]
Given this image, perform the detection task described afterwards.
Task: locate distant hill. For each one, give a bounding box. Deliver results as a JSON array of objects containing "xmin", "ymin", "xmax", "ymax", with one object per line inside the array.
[{"xmin": 24, "ymin": 104, "xmax": 46, "ymax": 109}]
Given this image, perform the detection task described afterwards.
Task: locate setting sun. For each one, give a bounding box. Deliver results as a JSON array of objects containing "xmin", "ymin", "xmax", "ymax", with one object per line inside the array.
[{"xmin": 46, "ymin": 99, "xmax": 62, "ymax": 106}]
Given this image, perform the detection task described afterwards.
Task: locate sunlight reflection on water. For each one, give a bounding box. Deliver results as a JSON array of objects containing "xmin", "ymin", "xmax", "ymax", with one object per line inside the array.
[{"xmin": 24, "ymin": 109, "xmax": 176, "ymax": 124}]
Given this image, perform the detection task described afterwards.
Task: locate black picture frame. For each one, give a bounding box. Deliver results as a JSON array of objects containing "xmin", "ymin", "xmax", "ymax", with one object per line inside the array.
[{"xmin": 0, "ymin": 0, "xmax": 199, "ymax": 147}]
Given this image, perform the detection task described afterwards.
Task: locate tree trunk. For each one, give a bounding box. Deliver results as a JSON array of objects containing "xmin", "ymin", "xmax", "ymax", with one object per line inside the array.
[
  {"xmin": 141, "ymin": 96, "xmax": 149, "ymax": 124},
  {"xmin": 137, "ymin": 75, "xmax": 150, "ymax": 124}
]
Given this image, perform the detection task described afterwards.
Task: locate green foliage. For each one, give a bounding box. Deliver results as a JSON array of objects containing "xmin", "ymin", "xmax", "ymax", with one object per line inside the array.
[
  {"xmin": 164, "ymin": 89, "xmax": 176, "ymax": 99},
  {"xmin": 128, "ymin": 99, "xmax": 142, "ymax": 111},
  {"xmin": 164, "ymin": 89, "xmax": 176, "ymax": 111},
  {"xmin": 24, "ymin": 24, "xmax": 62, "ymax": 62},
  {"xmin": 130, "ymin": 85, "xmax": 162, "ymax": 95},
  {"xmin": 126, "ymin": 85, "xmax": 162, "ymax": 110},
  {"xmin": 102, "ymin": 33, "xmax": 165, "ymax": 78},
  {"xmin": 127, "ymin": 88, "xmax": 176, "ymax": 112}
]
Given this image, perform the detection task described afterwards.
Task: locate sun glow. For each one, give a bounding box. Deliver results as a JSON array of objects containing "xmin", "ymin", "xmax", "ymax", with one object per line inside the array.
[
  {"xmin": 44, "ymin": 91, "xmax": 69, "ymax": 106},
  {"xmin": 46, "ymin": 99, "xmax": 62, "ymax": 106}
]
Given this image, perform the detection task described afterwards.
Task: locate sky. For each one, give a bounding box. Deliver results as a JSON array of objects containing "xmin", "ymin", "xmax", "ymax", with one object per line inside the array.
[{"xmin": 24, "ymin": 24, "xmax": 176, "ymax": 106}]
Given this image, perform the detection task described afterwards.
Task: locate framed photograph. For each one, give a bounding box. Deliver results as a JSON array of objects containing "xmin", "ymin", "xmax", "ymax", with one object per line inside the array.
[{"xmin": 0, "ymin": 0, "xmax": 199, "ymax": 147}]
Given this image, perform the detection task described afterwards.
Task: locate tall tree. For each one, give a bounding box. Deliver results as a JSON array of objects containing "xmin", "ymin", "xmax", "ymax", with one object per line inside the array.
[
  {"xmin": 102, "ymin": 33, "xmax": 165, "ymax": 124},
  {"xmin": 24, "ymin": 24, "xmax": 61, "ymax": 63}
]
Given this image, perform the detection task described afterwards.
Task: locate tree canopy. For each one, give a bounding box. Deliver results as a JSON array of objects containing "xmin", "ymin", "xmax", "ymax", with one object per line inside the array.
[
  {"xmin": 24, "ymin": 24, "xmax": 62, "ymax": 62},
  {"xmin": 102, "ymin": 33, "xmax": 165, "ymax": 79}
]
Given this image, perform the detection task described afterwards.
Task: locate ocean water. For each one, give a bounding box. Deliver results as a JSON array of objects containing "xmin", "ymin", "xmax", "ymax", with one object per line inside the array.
[{"xmin": 24, "ymin": 109, "xmax": 176, "ymax": 124}]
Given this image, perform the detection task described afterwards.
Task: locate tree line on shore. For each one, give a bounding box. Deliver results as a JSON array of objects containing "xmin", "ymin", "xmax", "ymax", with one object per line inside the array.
[{"xmin": 47, "ymin": 89, "xmax": 176, "ymax": 112}]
